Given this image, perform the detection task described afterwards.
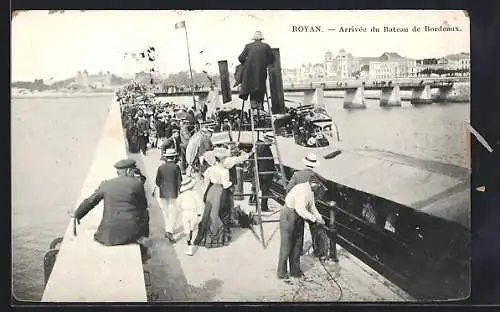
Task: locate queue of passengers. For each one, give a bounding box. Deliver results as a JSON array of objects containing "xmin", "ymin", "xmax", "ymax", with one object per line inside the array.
[{"xmin": 73, "ymin": 30, "xmax": 338, "ymax": 282}]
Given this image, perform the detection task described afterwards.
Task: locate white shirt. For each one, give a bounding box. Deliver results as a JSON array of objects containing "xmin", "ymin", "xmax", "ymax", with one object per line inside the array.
[
  {"xmin": 204, "ymin": 163, "xmax": 232, "ymax": 189},
  {"xmin": 177, "ymin": 190, "xmax": 204, "ymax": 215},
  {"xmin": 222, "ymin": 152, "xmax": 251, "ymax": 169},
  {"xmin": 284, "ymin": 182, "xmax": 323, "ymax": 223}
]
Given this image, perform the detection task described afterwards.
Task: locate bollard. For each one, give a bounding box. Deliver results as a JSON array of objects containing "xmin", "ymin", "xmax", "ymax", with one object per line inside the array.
[
  {"xmin": 234, "ymin": 166, "xmax": 244, "ymax": 200},
  {"xmin": 328, "ymin": 206, "xmax": 339, "ymax": 262}
]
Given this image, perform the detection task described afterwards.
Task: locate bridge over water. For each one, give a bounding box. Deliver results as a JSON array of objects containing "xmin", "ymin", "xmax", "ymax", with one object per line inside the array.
[{"xmin": 155, "ymin": 76, "xmax": 469, "ymax": 109}]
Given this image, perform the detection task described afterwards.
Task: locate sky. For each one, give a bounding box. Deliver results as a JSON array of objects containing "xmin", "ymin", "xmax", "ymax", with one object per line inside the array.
[{"xmin": 11, "ymin": 10, "xmax": 470, "ymax": 82}]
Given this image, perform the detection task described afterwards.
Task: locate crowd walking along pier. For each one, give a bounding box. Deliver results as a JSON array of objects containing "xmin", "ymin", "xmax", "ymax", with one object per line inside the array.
[{"xmin": 42, "ymin": 46, "xmax": 469, "ymax": 302}]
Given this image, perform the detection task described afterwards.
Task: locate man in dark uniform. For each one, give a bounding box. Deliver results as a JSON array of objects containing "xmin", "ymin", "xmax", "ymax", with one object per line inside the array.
[
  {"xmin": 238, "ymin": 31, "xmax": 275, "ymax": 112},
  {"xmin": 249, "ymin": 132, "xmax": 275, "ymax": 212},
  {"xmin": 73, "ymin": 159, "xmax": 149, "ymax": 246}
]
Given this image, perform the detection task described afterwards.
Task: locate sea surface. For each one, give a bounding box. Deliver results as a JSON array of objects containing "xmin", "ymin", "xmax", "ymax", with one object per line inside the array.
[
  {"xmin": 11, "ymin": 94, "xmax": 469, "ymax": 301},
  {"xmin": 11, "ymin": 95, "xmax": 112, "ymax": 301}
]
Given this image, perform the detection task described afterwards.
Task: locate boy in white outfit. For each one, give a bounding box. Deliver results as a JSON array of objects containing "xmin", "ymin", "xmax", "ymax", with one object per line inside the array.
[{"xmin": 177, "ymin": 177, "xmax": 204, "ymax": 255}]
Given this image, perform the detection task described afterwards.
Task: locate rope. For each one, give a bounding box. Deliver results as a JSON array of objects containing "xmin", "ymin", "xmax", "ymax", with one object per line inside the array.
[{"xmin": 311, "ymin": 224, "xmax": 343, "ymax": 301}]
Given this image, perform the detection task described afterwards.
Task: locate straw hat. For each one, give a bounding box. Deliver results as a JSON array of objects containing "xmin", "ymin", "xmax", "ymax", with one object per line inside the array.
[
  {"xmin": 180, "ymin": 177, "xmax": 196, "ymax": 192},
  {"xmin": 252, "ymin": 31, "xmax": 264, "ymax": 41},
  {"xmin": 303, "ymin": 153, "xmax": 320, "ymax": 168},
  {"xmin": 161, "ymin": 148, "xmax": 178, "ymax": 160}
]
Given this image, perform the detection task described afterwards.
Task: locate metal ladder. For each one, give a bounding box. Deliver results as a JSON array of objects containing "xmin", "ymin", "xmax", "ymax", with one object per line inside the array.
[{"xmin": 236, "ymin": 89, "xmax": 288, "ymax": 249}]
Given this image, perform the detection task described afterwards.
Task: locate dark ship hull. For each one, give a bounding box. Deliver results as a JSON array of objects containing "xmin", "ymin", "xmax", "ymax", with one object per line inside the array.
[{"xmin": 212, "ymin": 129, "xmax": 470, "ymax": 301}]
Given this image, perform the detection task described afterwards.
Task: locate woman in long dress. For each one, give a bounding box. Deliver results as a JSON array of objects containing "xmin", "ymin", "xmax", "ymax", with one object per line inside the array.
[{"xmin": 193, "ymin": 148, "xmax": 233, "ymax": 248}]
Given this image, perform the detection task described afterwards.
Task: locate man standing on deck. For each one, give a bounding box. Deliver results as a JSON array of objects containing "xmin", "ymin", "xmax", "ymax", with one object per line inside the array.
[
  {"xmin": 238, "ymin": 31, "xmax": 275, "ymax": 120},
  {"xmin": 155, "ymin": 149, "xmax": 182, "ymax": 243},
  {"xmin": 72, "ymin": 159, "xmax": 150, "ymax": 247}
]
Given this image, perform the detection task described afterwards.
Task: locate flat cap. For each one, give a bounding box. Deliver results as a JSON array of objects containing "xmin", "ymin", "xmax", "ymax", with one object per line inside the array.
[{"xmin": 114, "ymin": 159, "xmax": 137, "ymax": 169}]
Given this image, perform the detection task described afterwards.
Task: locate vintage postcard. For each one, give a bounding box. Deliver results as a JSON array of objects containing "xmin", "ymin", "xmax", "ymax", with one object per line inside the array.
[{"xmin": 11, "ymin": 10, "xmax": 470, "ymax": 303}]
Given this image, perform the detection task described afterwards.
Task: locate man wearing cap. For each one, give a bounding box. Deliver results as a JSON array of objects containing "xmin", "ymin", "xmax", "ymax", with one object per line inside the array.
[
  {"xmin": 238, "ymin": 31, "xmax": 275, "ymax": 111},
  {"xmin": 155, "ymin": 149, "xmax": 183, "ymax": 242},
  {"xmin": 277, "ymin": 179, "xmax": 325, "ymax": 279},
  {"xmin": 285, "ymin": 153, "xmax": 336, "ymax": 262},
  {"xmin": 73, "ymin": 159, "xmax": 150, "ymax": 247},
  {"xmin": 248, "ymin": 132, "xmax": 275, "ymax": 212}
]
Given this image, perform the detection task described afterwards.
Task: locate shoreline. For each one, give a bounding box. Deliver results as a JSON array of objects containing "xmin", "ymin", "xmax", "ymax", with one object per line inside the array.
[{"xmin": 11, "ymin": 92, "xmax": 115, "ymax": 99}]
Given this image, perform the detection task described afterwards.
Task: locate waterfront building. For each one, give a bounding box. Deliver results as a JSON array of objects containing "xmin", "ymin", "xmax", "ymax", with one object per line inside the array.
[
  {"xmin": 324, "ymin": 49, "xmax": 359, "ymax": 80},
  {"xmin": 368, "ymin": 53, "xmax": 418, "ymax": 80}
]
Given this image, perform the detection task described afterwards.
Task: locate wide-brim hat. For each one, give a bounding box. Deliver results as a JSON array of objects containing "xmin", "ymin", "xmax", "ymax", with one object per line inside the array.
[
  {"xmin": 303, "ymin": 153, "xmax": 320, "ymax": 168},
  {"xmin": 252, "ymin": 31, "xmax": 264, "ymax": 41},
  {"xmin": 180, "ymin": 177, "xmax": 197, "ymax": 192},
  {"xmin": 162, "ymin": 148, "xmax": 178, "ymax": 158}
]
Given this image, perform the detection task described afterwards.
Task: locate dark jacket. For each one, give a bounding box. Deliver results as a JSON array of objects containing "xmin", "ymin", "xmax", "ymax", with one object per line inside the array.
[
  {"xmin": 249, "ymin": 143, "xmax": 275, "ymax": 183},
  {"xmin": 74, "ymin": 176, "xmax": 149, "ymax": 246},
  {"xmin": 136, "ymin": 117, "xmax": 149, "ymax": 136},
  {"xmin": 161, "ymin": 136, "xmax": 182, "ymax": 156},
  {"xmin": 155, "ymin": 161, "xmax": 182, "ymax": 199},
  {"xmin": 155, "ymin": 119, "xmax": 166, "ymax": 138},
  {"xmin": 238, "ymin": 41, "xmax": 275, "ymax": 100},
  {"xmin": 286, "ymin": 168, "xmax": 319, "ymax": 193}
]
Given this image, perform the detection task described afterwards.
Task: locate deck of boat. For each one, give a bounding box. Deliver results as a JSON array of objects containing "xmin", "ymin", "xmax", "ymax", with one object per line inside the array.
[{"xmin": 129, "ymin": 148, "xmax": 412, "ymax": 302}]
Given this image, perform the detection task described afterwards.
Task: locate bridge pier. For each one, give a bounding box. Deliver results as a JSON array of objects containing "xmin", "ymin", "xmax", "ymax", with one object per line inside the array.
[
  {"xmin": 380, "ymin": 86, "xmax": 402, "ymax": 107},
  {"xmin": 303, "ymin": 87, "xmax": 325, "ymax": 107},
  {"xmin": 433, "ymin": 83, "xmax": 470, "ymax": 103},
  {"xmin": 411, "ymin": 84, "xmax": 432, "ymax": 105},
  {"xmin": 343, "ymin": 86, "xmax": 366, "ymax": 109}
]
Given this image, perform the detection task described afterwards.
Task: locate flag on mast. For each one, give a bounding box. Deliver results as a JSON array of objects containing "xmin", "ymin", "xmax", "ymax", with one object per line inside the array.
[{"xmin": 175, "ymin": 21, "xmax": 186, "ymax": 29}]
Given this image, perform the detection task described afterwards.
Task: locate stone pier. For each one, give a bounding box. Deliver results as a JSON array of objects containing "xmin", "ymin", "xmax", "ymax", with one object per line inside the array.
[
  {"xmin": 379, "ymin": 86, "xmax": 402, "ymax": 107},
  {"xmin": 303, "ymin": 87, "xmax": 325, "ymax": 107},
  {"xmin": 410, "ymin": 84, "xmax": 432, "ymax": 105},
  {"xmin": 343, "ymin": 86, "xmax": 366, "ymax": 109},
  {"xmin": 433, "ymin": 82, "xmax": 470, "ymax": 103}
]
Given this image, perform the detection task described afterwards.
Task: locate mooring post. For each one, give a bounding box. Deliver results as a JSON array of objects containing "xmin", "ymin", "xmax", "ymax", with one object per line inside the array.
[
  {"xmin": 218, "ymin": 60, "xmax": 232, "ymax": 104},
  {"xmin": 268, "ymin": 48, "xmax": 286, "ymax": 114}
]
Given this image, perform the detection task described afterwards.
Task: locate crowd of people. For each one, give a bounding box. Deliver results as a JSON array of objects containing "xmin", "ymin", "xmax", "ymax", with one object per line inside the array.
[{"xmin": 72, "ymin": 30, "xmax": 338, "ymax": 283}]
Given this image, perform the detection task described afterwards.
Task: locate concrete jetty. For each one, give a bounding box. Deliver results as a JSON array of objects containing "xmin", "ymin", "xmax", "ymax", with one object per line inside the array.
[
  {"xmin": 42, "ymin": 98, "xmax": 147, "ymax": 302},
  {"xmin": 130, "ymin": 148, "xmax": 412, "ymax": 302}
]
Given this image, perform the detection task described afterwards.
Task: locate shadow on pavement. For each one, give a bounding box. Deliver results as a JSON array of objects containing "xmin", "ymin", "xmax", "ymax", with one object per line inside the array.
[{"xmin": 130, "ymin": 153, "xmax": 225, "ymax": 302}]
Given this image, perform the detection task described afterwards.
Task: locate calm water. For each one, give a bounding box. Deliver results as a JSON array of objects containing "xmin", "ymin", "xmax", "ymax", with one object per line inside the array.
[
  {"xmin": 11, "ymin": 95, "xmax": 112, "ymax": 301},
  {"xmin": 11, "ymin": 94, "xmax": 469, "ymax": 301},
  {"xmin": 160, "ymin": 94, "xmax": 470, "ymax": 167}
]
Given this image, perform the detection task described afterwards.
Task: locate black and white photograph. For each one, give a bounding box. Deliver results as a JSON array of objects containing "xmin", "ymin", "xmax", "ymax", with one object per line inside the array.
[{"xmin": 11, "ymin": 10, "xmax": 472, "ymax": 303}]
